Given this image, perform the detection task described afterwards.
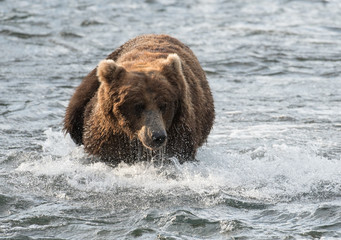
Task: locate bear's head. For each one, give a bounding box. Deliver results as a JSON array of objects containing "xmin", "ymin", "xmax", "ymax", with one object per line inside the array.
[{"xmin": 96, "ymin": 54, "xmax": 187, "ymax": 150}]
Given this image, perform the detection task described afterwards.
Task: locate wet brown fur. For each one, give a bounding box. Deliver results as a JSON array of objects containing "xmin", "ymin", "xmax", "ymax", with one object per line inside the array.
[{"xmin": 64, "ymin": 34, "xmax": 214, "ymax": 164}]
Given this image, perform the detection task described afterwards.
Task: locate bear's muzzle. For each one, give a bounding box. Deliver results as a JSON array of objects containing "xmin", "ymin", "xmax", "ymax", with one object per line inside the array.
[{"xmin": 138, "ymin": 110, "xmax": 167, "ymax": 150}]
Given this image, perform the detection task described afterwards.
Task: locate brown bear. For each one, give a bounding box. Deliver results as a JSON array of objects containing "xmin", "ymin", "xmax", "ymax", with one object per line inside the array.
[{"xmin": 64, "ymin": 34, "xmax": 214, "ymax": 164}]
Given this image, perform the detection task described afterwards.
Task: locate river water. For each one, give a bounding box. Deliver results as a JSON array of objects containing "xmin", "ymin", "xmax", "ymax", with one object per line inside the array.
[{"xmin": 1, "ymin": 0, "xmax": 341, "ymax": 239}]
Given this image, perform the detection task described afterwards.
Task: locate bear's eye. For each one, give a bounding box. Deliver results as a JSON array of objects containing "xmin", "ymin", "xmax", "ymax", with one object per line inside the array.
[
  {"xmin": 134, "ymin": 104, "xmax": 145, "ymax": 115},
  {"xmin": 159, "ymin": 103, "xmax": 167, "ymax": 113}
]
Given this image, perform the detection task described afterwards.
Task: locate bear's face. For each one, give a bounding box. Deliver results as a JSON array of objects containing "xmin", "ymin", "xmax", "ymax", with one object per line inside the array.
[{"xmin": 96, "ymin": 56, "xmax": 182, "ymax": 150}]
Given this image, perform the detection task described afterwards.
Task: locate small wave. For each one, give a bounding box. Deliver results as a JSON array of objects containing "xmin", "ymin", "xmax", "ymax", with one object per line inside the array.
[
  {"xmin": 0, "ymin": 29, "xmax": 51, "ymax": 39},
  {"xmin": 60, "ymin": 31, "xmax": 83, "ymax": 39}
]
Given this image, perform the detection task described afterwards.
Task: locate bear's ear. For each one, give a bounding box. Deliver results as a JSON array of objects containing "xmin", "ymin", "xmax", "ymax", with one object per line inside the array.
[
  {"xmin": 97, "ymin": 59, "xmax": 126, "ymax": 85},
  {"xmin": 161, "ymin": 54, "xmax": 185, "ymax": 79}
]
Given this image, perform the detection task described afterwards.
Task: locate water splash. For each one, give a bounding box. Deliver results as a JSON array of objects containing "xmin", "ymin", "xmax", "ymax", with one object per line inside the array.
[{"xmin": 15, "ymin": 129, "xmax": 341, "ymax": 205}]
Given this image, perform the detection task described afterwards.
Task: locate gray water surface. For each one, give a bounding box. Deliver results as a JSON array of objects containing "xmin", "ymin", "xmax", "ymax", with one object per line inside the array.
[{"xmin": 1, "ymin": 0, "xmax": 341, "ymax": 239}]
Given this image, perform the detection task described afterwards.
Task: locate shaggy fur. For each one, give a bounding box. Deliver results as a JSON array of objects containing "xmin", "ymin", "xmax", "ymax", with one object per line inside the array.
[{"xmin": 64, "ymin": 34, "xmax": 214, "ymax": 164}]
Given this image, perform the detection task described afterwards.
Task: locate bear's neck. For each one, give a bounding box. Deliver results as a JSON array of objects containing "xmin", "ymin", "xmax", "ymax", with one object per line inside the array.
[
  {"xmin": 88, "ymin": 100, "xmax": 121, "ymax": 136},
  {"xmin": 83, "ymin": 104, "xmax": 133, "ymax": 161}
]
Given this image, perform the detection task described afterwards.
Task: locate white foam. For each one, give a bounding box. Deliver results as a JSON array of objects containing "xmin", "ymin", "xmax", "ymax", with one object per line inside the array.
[
  {"xmin": 41, "ymin": 128, "xmax": 78, "ymax": 157},
  {"xmin": 228, "ymin": 124, "xmax": 301, "ymax": 139},
  {"xmin": 16, "ymin": 129, "xmax": 341, "ymax": 203}
]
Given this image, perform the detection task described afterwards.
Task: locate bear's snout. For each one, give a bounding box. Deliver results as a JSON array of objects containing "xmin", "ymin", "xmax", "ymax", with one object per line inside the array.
[
  {"xmin": 152, "ymin": 130, "xmax": 167, "ymax": 147},
  {"xmin": 137, "ymin": 110, "xmax": 167, "ymax": 150},
  {"xmin": 138, "ymin": 127, "xmax": 167, "ymax": 150}
]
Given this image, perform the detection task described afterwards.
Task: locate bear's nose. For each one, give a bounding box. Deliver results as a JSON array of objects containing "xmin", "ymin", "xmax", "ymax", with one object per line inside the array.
[{"xmin": 152, "ymin": 131, "xmax": 167, "ymax": 146}]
